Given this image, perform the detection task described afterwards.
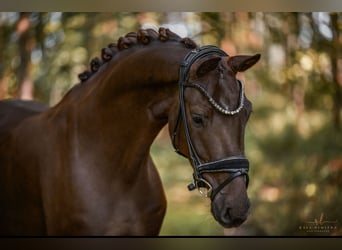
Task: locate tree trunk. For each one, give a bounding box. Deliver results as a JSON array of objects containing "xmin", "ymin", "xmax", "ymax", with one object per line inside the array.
[
  {"xmin": 17, "ymin": 12, "xmax": 34, "ymax": 100},
  {"xmin": 330, "ymin": 13, "xmax": 341, "ymax": 131}
]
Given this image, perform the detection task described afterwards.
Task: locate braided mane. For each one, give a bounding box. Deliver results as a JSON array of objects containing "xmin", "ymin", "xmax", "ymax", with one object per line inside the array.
[{"xmin": 78, "ymin": 27, "xmax": 198, "ymax": 83}]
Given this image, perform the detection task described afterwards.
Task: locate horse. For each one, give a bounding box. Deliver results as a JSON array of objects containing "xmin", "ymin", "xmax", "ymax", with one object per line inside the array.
[{"xmin": 0, "ymin": 28, "xmax": 260, "ymax": 235}]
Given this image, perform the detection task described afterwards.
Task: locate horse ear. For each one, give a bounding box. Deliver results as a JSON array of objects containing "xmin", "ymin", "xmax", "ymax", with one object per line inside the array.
[
  {"xmin": 227, "ymin": 54, "xmax": 261, "ymax": 73},
  {"xmin": 196, "ymin": 57, "xmax": 222, "ymax": 77}
]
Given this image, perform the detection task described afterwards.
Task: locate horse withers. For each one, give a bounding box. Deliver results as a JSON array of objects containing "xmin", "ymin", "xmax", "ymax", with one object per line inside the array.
[{"xmin": 0, "ymin": 28, "xmax": 260, "ymax": 235}]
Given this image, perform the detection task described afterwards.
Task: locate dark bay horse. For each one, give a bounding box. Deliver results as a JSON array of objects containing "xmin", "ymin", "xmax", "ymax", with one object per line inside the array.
[{"xmin": 0, "ymin": 28, "xmax": 260, "ymax": 235}]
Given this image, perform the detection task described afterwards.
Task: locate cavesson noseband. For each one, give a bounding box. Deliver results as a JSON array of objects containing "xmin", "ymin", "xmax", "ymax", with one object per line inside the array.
[{"xmin": 172, "ymin": 45, "xmax": 250, "ymax": 200}]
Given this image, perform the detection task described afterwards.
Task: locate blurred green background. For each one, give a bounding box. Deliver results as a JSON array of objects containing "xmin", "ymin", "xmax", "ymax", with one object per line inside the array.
[{"xmin": 0, "ymin": 12, "xmax": 341, "ymax": 236}]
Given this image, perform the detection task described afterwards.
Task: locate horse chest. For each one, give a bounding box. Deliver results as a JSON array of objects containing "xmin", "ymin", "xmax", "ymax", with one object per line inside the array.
[{"xmin": 39, "ymin": 157, "xmax": 166, "ymax": 235}]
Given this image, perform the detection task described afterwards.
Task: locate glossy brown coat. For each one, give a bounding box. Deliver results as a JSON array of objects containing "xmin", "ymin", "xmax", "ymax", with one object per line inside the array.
[{"xmin": 0, "ymin": 28, "xmax": 260, "ymax": 235}]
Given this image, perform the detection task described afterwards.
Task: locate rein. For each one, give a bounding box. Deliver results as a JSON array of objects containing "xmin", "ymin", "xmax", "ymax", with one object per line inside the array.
[{"xmin": 171, "ymin": 45, "xmax": 250, "ymax": 200}]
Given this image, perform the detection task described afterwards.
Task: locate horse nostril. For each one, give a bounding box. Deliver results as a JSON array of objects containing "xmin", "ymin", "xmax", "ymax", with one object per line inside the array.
[
  {"xmin": 222, "ymin": 207, "xmax": 248, "ymax": 227},
  {"xmin": 211, "ymin": 196, "xmax": 251, "ymax": 228},
  {"xmin": 224, "ymin": 208, "xmax": 232, "ymax": 220}
]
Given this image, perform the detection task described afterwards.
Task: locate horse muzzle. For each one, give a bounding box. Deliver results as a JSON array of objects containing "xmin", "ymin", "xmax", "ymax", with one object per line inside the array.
[{"xmin": 212, "ymin": 192, "xmax": 251, "ymax": 228}]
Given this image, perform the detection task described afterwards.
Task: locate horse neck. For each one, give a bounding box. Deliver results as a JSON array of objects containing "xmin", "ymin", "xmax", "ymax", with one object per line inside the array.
[{"xmin": 52, "ymin": 43, "xmax": 190, "ymax": 172}]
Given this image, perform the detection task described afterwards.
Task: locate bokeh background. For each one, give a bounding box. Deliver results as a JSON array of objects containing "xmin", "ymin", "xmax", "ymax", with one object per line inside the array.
[{"xmin": 0, "ymin": 12, "xmax": 341, "ymax": 236}]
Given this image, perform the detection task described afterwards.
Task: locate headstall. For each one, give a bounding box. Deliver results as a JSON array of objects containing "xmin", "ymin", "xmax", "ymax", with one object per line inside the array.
[{"xmin": 172, "ymin": 45, "xmax": 250, "ymax": 200}]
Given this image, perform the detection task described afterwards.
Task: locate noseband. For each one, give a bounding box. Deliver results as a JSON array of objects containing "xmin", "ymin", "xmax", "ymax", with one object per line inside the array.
[{"xmin": 172, "ymin": 45, "xmax": 250, "ymax": 200}]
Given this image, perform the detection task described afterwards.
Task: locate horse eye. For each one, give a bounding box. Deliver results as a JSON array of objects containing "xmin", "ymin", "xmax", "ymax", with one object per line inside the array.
[{"xmin": 192, "ymin": 114, "xmax": 204, "ymax": 127}]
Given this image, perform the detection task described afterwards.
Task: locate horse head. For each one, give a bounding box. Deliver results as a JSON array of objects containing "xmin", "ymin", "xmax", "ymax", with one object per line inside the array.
[{"xmin": 170, "ymin": 46, "xmax": 260, "ymax": 228}]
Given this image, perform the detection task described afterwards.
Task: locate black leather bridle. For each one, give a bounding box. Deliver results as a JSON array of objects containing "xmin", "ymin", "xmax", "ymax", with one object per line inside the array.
[{"xmin": 171, "ymin": 45, "xmax": 250, "ymax": 200}]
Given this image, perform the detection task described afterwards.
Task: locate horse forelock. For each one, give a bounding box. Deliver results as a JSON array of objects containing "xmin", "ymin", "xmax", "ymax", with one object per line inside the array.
[{"xmin": 78, "ymin": 27, "xmax": 198, "ymax": 83}]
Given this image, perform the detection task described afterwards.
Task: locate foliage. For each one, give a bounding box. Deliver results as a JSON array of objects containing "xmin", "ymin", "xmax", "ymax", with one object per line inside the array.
[{"xmin": 0, "ymin": 12, "xmax": 341, "ymax": 235}]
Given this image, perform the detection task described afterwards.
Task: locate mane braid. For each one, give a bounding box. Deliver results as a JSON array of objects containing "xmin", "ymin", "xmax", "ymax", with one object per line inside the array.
[{"xmin": 78, "ymin": 27, "xmax": 197, "ymax": 83}]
